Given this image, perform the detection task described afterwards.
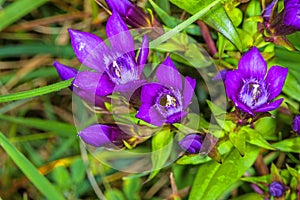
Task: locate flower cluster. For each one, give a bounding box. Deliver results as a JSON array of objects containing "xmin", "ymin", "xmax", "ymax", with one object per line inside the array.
[
  {"xmin": 54, "ymin": 0, "xmax": 290, "ymax": 154},
  {"xmin": 54, "ymin": 8, "xmax": 195, "ymax": 148}
]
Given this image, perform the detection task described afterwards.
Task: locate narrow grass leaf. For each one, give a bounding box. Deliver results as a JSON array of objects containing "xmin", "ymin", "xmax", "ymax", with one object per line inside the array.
[{"xmin": 0, "ymin": 131, "xmax": 65, "ymax": 200}]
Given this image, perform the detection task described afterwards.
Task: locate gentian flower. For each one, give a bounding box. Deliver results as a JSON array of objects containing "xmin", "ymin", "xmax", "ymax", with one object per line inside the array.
[
  {"xmin": 292, "ymin": 115, "xmax": 300, "ymax": 134},
  {"xmin": 136, "ymin": 56, "xmax": 196, "ymax": 126},
  {"xmin": 269, "ymin": 181, "xmax": 284, "ymax": 197},
  {"xmin": 225, "ymin": 47, "xmax": 288, "ymax": 116},
  {"xmin": 78, "ymin": 124, "xmax": 131, "ymax": 148},
  {"xmin": 54, "ymin": 11, "xmax": 149, "ymax": 104},
  {"xmin": 105, "ymin": 0, "xmax": 161, "ymax": 29},
  {"xmin": 178, "ymin": 134, "xmax": 202, "ymax": 154}
]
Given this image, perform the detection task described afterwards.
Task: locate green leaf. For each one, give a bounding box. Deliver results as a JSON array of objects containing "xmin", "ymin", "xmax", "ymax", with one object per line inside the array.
[
  {"xmin": 71, "ymin": 158, "xmax": 86, "ymax": 184},
  {"xmin": 0, "ymin": 131, "xmax": 65, "ymax": 200},
  {"xmin": 272, "ymin": 137, "xmax": 300, "ymax": 153},
  {"xmin": 282, "ymin": 72, "xmax": 300, "ymax": 102},
  {"xmin": 176, "ymin": 155, "xmax": 211, "ymax": 165},
  {"xmin": 104, "ymin": 189, "xmax": 126, "ymax": 200},
  {"xmin": 0, "ymin": 79, "xmax": 73, "ymax": 103},
  {"xmin": 241, "ymin": 127, "xmax": 275, "ymax": 150},
  {"xmin": 52, "ymin": 166, "xmax": 71, "ymax": 190},
  {"xmin": 188, "ymin": 145, "xmax": 259, "ymax": 200},
  {"xmin": 230, "ymin": 193, "xmax": 264, "ymax": 200},
  {"xmin": 150, "ymin": 0, "xmax": 223, "ymax": 48},
  {"xmin": 229, "ymin": 131, "xmax": 246, "ymax": 156},
  {"xmin": 0, "ymin": 0, "xmax": 49, "ymax": 31},
  {"xmin": 241, "ymin": 175, "xmax": 269, "ymax": 184},
  {"xmin": 123, "ymin": 177, "xmax": 141, "ymax": 200},
  {"xmin": 149, "ymin": 128, "xmax": 174, "ymax": 180},
  {"xmin": 0, "ymin": 115, "xmax": 76, "ymax": 137},
  {"xmin": 169, "ymin": 0, "xmax": 242, "ymax": 51}
]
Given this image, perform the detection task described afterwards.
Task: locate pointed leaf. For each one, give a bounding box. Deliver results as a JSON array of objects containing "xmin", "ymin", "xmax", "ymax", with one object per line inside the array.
[
  {"xmin": 169, "ymin": 0, "xmax": 242, "ymax": 51},
  {"xmin": 188, "ymin": 145, "xmax": 259, "ymax": 200}
]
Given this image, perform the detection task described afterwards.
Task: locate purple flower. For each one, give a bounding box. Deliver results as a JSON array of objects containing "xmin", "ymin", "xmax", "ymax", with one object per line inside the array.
[
  {"xmin": 136, "ymin": 56, "xmax": 196, "ymax": 126},
  {"xmin": 54, "ymin": 11, "xmax": 149, "ymax": 101},
  {"xmin": 269, "ymin": 181, "xmax": 284, "ymax": 197},
  {"xmin": 284, "ymin": 0, "xmax": 300, "ymax": 30},
  {"xmin": 178, "ymin": 134, "xmax": 202, "ymax": 154},
  {"xmin": 78, "ymin": 124, "xmax": 130, "ymax": 148},
  {"xmin": 292, "ymin": 115, "xmax": 300, "ymax": 134},
  {"xmin": 105, "ymin": 0, "xmax": 161, "ymax": 29},
  {"xmin": 212, "ymin": 69, "xmax": 230, "ymax": 81},
  {"xmin": 225, "ymin": 47, "xmax": 288, "ymax": 116}
]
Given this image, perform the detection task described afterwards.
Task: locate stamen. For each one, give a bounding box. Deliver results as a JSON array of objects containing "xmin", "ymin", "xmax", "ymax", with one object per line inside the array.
[{"xmin": 112, "ymin": 61, "xmax": 122, "ymax": 78}]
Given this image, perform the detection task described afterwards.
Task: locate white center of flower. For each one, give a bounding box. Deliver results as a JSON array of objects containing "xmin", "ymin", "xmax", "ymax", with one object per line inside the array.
[
  {"xmin": 160, "ymin": 94, "xmax": 177, "ymax": 107},
  {"xmin": 112, "ymin": 61, "xmax": 122, "ymax": 78}
]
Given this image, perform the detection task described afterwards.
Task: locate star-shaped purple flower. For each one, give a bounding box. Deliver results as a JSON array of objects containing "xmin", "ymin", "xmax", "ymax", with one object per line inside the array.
[
  {"xmin": 136, "ymin": 56, "xmax": 196, "ymax": 126},
  {"xmin": 54, "ymin": 11, "xmax": 149, "ymax": 103},
  {"xmin": 225, "ymin": 47, "xmax": 288, "ymax": 116}
]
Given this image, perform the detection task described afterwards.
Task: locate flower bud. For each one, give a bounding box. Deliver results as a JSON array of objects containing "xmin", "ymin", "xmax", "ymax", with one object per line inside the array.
[
  {"xmin": 269, "ymin": 181, "xmax": 284, "ymax": 197},
  {"xmin": 178, "ymin": 134, "xmax": 202, "ymax": 154},
  {"xmin": 292, "ymin": 115, "xmax": 300, "ymax": 135}
]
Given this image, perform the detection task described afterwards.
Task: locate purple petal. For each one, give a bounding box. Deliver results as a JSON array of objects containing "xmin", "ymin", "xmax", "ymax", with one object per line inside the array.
[
  {"xmin": 106, "ymin": 12, "xmax": 134, "ymax": 53},
  {"xmin": 292, "ymin": 115, "xmax": 300, "ymax": 134},
  {"xmin": 73, "ymin": 71, "xmax": 115, "ymax": 97},
  {"xmin": 105, "ymin": 0, "xmax": 131, "ymax": 16},
  {"xmin": 156, "ymin": 56, "xmax": 182, "ymax": 90},
  {"xmin": 284, "ymin": 0, "xmax": 300, "ymax": 30},
  {"xmin": 265, "ymin": 66, "xmax": 288, "ymax": 100},
  {"xmin": 238, "ymin": 47, "xmax": 267, "ymax": 79},
  {"xmin": 114, "ymin": 80, "xmax": 146, "ymax": 93},
  {"xmin": 212, "ymin": 69, "xmax": 229, "ymax": 81},
  {"xmin": 136, "ymin": 104, "xmax": 165, "ymax": 126},
  {"xmin": 179, "ymin": 134, "xmax": 202, "ymax": 154},
  {"xmin": 224, "ymin": 70, "xmax": 243, "ymax": 100},
  {"xmin": 68, "ymin": 29, "xmax": 110, "ymax": 72},
  {"xmin": 137, "ymin": 35, "xmax": 149, "ymax": 72},
  {"xmin": 53, "ymin": 61, "xmax": 77, "ymax": 81},
  {"xmin": 74, "ymin": 88, "xmax": 110, "ymax": 108},
  {"xmin": 166, "ymin": 111, "xmax": 188, "ymax": 124},
  {"xmin": 262, "ymin": 0, "xmax": 277, "ymax": 21},
  {"xmin": 183, "ymin": 76, "xmax": 196, "ymax": 109},
  {"xmin": 254, "ymin": 98, "xmax": 283, "ymax": 113},
  {"xmin": 233, "ymin": 98, "xmax": 255, "ymax": 115},
  {"xmin": 140, "ymin": 83, "xmax": 164, "ymax": 104},
  {"xmin": 78, "ymin": 124, "xmax": 112, "ymax": 147}
]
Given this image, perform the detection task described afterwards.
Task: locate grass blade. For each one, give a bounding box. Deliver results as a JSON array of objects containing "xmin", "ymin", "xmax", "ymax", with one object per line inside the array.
[
  {"xmin": 0, "ymin": 131, "xmax": 65, "ymax": 200},
  {"xmin": 0, "ymin": 79, "xmax": 73, "ymax": 103},
  {"xmin": 0, "ymin": 0, "xmax": 49, "ymax": 31}
]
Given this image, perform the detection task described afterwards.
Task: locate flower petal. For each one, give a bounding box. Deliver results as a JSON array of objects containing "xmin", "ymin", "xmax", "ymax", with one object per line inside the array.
[
  {"xmin": 140, "ymin": 83, "xmax": 164, "ymax": 104},
  {"xmin": 254, "ymin": 98, "xmax": 283, "ymax": 113},
  {"xmin": 265, "ymin": 66, "xmax": 288, "ymax": 100},
  {"xmin": 105, "ymin": 0, "xmax": 131, "ymax": 16},
  {"xmin": 224, "ymin": 70, "xmax": 243, "ymax": 100},
  {"xmin": 106, "ymin": 11, "xmax": 134, "ymax": 53},
  {"xmin": 73, "ymin": 71, "xmax": 115, "ymax": 97},
  {"xmin": 284, "ymin": 0, "xmax": 300, "ymax": 30},
  {"xmin": 136, "ymin": 104, "xmax": 165, "ymax": 126},
  {"xmin": 166, "ymin": 111, "xmax": 188, "ymax": 124},
  {"xmin": 78, "ymin": 124, "xmax": 112, "ymax": 147},
  {"xmin": 74, "ymin": 88, "xmax": 110, "ymax": 108},
  {"xmin": 238, "ymin": 47, "xmax": 267, "ymax": 79},
  {"xmin": 156, "ymin": 56, "xmax": 182, "ymax": 90},
  {"xmin": 233, "ymin": 97, "xmax": 255, "ymax": 115},
  {"xmin": 68, "ymin": 29, "xmax": 110, "ymax": 72},
  {"xmin": 183, "ymin": 76, "xmax": 196, "ymax": 109},
  {"xmin": 137, "ymin": 35, "xmax": 149, "ymax": 72},
  {"xmin": 53, "ymin": 61, "xmax": 77, "ymax": 81},
  {"xmin": 114, "ymin": 80, "xmax": 146, "ymax": 93}
]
